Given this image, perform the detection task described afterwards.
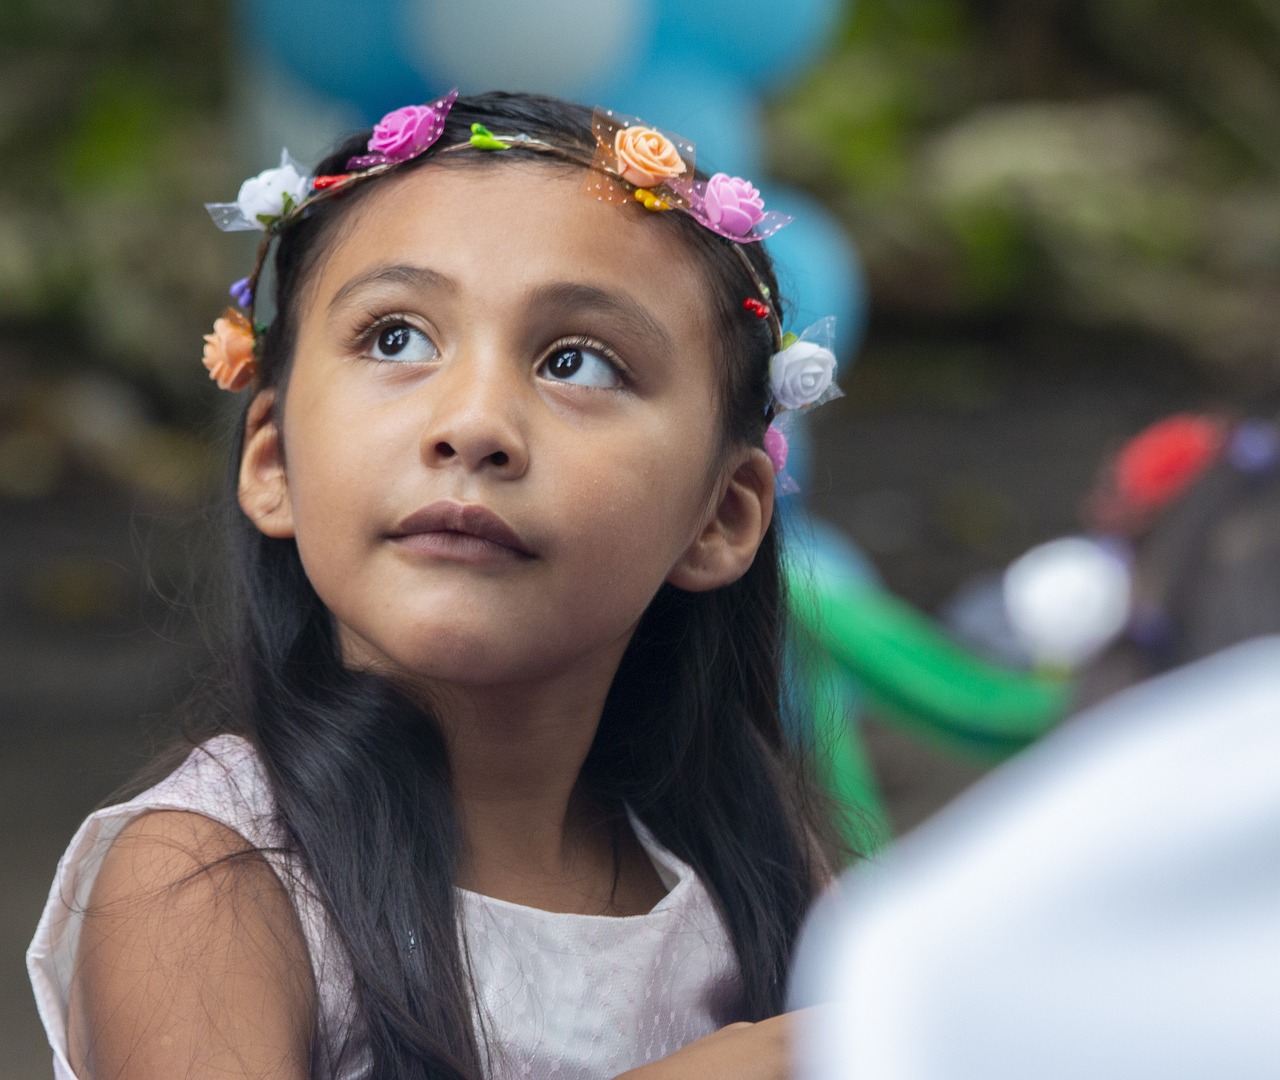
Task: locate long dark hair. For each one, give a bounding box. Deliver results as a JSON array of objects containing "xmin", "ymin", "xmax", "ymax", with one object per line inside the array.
[{"xmin": 199, "ymin": 91, "xmax": 844, "ymax": 1079}]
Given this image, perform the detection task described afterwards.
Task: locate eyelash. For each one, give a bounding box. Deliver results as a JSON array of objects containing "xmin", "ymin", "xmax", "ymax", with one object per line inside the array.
[
  {"xmin": 540, "ymin": 335, "xmax": 630, "ymax": 386},
  {"xmin": 350, "ymin": 311, "xmax": 435, "ymax": 360},
  {"xmin": 349, "ymin": 313, "xmax": 632, "ymax": 386}
]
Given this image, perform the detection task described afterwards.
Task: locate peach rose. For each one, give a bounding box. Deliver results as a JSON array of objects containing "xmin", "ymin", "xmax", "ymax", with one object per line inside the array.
[
  {"xmin": 614, "ymin": 126, "xmax": 686, "ymax": 188},
  {"xmin": 202, "ymin": 308, "xmax": 257, "ymax": 392}
]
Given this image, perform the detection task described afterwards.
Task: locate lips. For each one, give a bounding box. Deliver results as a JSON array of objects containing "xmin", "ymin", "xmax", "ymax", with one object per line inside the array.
[{"xmin": 389, "ymin": 500, "xmax": 534, "ymax": 560}]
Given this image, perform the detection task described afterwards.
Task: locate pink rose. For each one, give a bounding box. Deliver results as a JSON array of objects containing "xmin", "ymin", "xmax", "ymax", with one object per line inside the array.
[
  {"xmin": 368, "ymin": 103, "xmax": 446, "ymax": 161},
  {"xmin": 764, "ymin": 424, "xmax": 789, "ymax": 474},
  {"xmin": 703, "ymin": 173, "xmax": 765, "ymax": 237}
]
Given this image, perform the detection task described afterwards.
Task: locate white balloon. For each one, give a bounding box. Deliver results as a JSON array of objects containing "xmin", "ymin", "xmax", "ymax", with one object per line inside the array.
[
  {"xmin": 403, "ymin": 0, "xmax": 649, "ymax": 100},
  {"xmin": 1003, "ymin": 536, "xmax": 1131, "ymax": 668}
]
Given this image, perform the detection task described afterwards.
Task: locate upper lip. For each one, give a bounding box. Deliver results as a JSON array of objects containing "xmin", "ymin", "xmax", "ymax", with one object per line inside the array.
[{"xmin": 390, "ymin": 501, "xmax": 533, "ymax": 556}]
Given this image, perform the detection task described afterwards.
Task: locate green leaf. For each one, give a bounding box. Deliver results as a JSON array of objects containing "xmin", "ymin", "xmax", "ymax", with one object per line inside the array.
[
  {"xmin": 781, "ymin": 332, "xmax": 799, "ymax": 349},
  {"xmin": 469, "ymin": 122, "xmax": 510, "ymax": 150}
]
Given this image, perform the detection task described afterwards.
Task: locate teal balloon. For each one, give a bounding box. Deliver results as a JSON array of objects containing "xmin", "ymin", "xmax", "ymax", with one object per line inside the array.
[
  {"xmin": 758, "ymin": 185, "xmax": 866, "ymax": 358},
  {"xmin": 597, "ymin": 62, "xmax": 761, "ymax": 178},
  {"xmin": 241, "ymin": 0, "xmax": 432, "ymax": 122},
  {"xmin": 405, "ymin": 0, "xmax": 649, "ymax": 103},
  {"xmin": 650, "ymin": 0, "xmax": 843, "ymax": 89}
]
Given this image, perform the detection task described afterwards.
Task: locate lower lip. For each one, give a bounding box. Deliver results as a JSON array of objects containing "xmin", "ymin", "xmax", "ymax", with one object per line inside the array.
[{"xmin": 392, "ymin": 531, "xmax": 531, "ymax": 565}]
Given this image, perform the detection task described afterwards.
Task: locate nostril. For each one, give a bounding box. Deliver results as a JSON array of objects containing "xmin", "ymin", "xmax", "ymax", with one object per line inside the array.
[
  {"xmin": 435, "ymin": 441, "xmax": 456, "ymax": 459},
  {"xmin": 489, "ymin": 451, "xmax": 509, "ymax": 467}
]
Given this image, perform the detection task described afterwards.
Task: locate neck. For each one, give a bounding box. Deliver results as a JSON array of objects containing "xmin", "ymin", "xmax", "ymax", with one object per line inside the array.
[{"xmin": 424, "ymin": 653, "xmax": 625, "ymax": 907}]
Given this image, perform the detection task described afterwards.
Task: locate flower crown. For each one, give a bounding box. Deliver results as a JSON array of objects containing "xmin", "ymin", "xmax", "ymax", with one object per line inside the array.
[{"xmin": 201, "ymin": 90, "xmax": 841, "ymax": 477}]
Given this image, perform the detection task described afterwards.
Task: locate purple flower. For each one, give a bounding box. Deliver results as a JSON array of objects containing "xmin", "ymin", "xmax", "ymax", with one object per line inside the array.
[
  {"xmin": 346, "ymin": 90, "xmax": 459, "ymax": 170},
  {"xmin": 703, "ymin": 173, "xmax": 766, "ymax": 237},
  {"xmin": 229, "ymin": 276, "xmax": 253, "ymax": 308},
  {"xmin": 369, "ymin": 105, "xmax": 439, "ymax": 159}
]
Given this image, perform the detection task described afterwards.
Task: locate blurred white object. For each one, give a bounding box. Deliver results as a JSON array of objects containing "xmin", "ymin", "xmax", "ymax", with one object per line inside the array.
[
  {"xmin": 1003, "ymin": 535, "xmax": 1131, "ymax": 667},
  {"xmin": 792, "ymin": 635, "xmax": 1280, "ymax": 1080}
]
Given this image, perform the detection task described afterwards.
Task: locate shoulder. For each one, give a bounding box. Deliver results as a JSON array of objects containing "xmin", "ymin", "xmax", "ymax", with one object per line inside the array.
[
  {"xmin": 28, "ymin": 735, "xmax": 324, "ymax": 1080},
  {"xmin": 68, "ymin": 808, "xmax": 316, "ymax": 1079},
  {"xmin": 88, "ymin": 805, "xmax": 282, "ymax": 902}
]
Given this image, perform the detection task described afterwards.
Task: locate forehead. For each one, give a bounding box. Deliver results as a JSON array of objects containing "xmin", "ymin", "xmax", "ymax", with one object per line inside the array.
[{"xmin": 306, "ymin": 161, "xmax": 715, "ymax": 347}]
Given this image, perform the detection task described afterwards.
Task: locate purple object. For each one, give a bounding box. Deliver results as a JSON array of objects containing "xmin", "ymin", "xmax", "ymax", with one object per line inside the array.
[
  {"xmin": 1228, "ymin": 420, "xmax": 1279, "ymax": 474},
  {"xmin": 229, "ymin": 276, "xmax": 253, "ymax": 308},
  {"xmin": 347, "ymin": 89, "xmax": 459, "ymax": 169},
  {"xmin": 703, "ymin": 173, "xmax": 765, "ymax": 237},
  {"xmin": 1128, "ymin": 601, "xmax": 1175, "ymax": 656},
  {"xmin": 684, "ymin": 177, "xmax": 793, "ymax": 242},
  {"xmin": 764, "ymin": 423, "xmax": 789, "ymax": 474}
]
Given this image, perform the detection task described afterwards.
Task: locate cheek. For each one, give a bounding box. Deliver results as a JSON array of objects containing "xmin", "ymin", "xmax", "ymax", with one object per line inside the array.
[{"xmin": 561, "ymin": 428, "xmax": 719, "ymax": 576}]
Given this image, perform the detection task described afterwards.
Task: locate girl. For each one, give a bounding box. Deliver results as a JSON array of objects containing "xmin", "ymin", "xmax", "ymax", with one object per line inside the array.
[{"xmin": 28, "ymin": 90, "xmax": 848, "ymax": 1080}]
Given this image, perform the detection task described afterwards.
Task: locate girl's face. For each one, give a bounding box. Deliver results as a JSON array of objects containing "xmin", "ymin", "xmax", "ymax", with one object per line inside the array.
[{"xmin": 239, "ymin": 162, "xmax": 773, "ymax": 695}]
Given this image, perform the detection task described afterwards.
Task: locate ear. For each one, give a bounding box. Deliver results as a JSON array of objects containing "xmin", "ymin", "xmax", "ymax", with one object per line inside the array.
[
  {"xmin": 238, "ymin": 390, "xmax": 295, "ymax": 539},
  {"xmin": 668, "ymin": 447, "xmax": 775, "ymax": 592}
]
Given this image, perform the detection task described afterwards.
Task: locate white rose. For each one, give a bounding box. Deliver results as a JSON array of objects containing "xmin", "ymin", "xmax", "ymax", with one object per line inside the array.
[
  {"xmin": 235, "ymin": 154, "xmax": 311, "ymax": 228},
  {"xmin": 769, "ymin": 340, "xmax": 836, "ymax": 410}
]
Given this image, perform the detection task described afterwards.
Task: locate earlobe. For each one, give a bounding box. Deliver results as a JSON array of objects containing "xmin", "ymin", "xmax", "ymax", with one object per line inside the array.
[
  {"xmin": 668, "ymin": 448, "xmax": 775, "ymax": 592},
  {"xmin": 238, "ymin": 390, "xmax": 295, "ymax": 539}
]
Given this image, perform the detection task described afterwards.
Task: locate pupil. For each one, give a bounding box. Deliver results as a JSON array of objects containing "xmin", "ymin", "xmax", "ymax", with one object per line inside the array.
[
  {"xmin": 379, "ymin": 326, "xmax": 411, "ymax": 355},
  {"xmin": 549, "ymin": 350, "xmax": 582, "ymax": 378}
]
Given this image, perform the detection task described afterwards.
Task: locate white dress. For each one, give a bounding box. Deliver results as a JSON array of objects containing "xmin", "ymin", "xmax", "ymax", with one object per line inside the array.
[{"xmin": 28, "ymin": 735, "xmax": 740, "ymax": 1079}]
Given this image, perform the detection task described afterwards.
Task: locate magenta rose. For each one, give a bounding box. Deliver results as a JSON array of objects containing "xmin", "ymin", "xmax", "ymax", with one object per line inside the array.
[
  {"xmin": 703, "ymin": 173, "xmax": 766, "ymax": 237},
  {"xmin": 368, "ymin": 103, "xmax": 446, "ymax": 161}
]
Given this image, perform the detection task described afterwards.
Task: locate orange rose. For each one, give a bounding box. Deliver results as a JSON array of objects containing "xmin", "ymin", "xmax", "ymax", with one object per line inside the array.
[
  {"xmin": 202, "ymin": 307, "xmax": 257, "ymax": 392},
  {"xmin": 613, "ymin": 126, "xmax": 686, "ymax": 188}
]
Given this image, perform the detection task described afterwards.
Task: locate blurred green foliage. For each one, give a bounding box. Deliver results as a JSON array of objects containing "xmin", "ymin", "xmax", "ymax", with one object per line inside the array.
[
  {"xmin": 0, "ymin": 0, "xmax": 239, "ymax": 399},
  {"xmin": 772, "ymin": 0, "xmax": 1280, "ymax": 378},
  {"xmin": 0, "ymin": 0, "xmax": 239, "ymax": 499}
]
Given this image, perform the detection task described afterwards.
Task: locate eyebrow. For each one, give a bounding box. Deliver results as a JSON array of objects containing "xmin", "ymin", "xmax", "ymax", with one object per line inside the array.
[
  {"xmin": 328, "ymin": 263, "xmax": 457, "ymax": 313},
  {"xmin": 528, "ymin": 281, "xmax": 675, "ymax": 355}
]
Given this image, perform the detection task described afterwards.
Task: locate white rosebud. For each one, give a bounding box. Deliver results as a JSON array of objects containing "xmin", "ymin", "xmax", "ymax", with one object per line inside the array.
[
  {"xmin": 235, "ymin": 152, "xmax": 311, "ymax": 228},
  {"xmin": 769, "ymin": 340, "xmax": 836, "ymax": 410}
]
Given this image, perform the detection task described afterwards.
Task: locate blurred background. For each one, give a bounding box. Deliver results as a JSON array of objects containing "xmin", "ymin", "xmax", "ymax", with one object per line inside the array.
[{"xmin": 4, "ymin": 0, "xmax": 1280, "ymax": 1071}]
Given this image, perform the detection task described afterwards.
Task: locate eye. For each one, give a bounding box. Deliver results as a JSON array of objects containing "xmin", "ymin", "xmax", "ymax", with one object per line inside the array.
[
  {"xmin": 537, "ymin": 340, "xmax": 622, "ymax": 388},
  {"xmin": 367, "ymin": 321, "xmax": 437, "ymax": 363}
]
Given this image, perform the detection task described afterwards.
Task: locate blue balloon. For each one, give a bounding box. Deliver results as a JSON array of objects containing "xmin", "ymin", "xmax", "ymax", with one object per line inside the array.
[
  {"xmin": 596, "ymin": 62, "xmax": 761, "ymax": 179},
  {"xmin": 241, "ymin": 0, "xmax": 433, "ymax": 123},
  {"xmin": 649, "ymin": 0, "xmax": 844, "ymax": 90},
  {"xmin": 757, "ymin": 185, "xmax": 866, "ymax": 359},
  {"xmin": 784, "ymin": 510, "xmax": 880, "ymax": 589}
]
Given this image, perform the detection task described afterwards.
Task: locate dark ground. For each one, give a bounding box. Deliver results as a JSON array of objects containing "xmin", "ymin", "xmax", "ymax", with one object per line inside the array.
[{"xmin": 2, "ymin": 323, "xmax": 1231, "ymax": 1074}]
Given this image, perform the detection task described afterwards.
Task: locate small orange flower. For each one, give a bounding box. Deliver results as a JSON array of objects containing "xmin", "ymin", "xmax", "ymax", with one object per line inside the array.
[
  {"xmin": 202, "ymin": 307, "xmax": 257, "ymax": 392},
  {"xmin": 614, "ymin": 125, "xmax": 686, "ymax": 189}
]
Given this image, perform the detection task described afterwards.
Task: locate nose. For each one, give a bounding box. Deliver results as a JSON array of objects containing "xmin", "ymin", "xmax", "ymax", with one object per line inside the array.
[{"xmin": 419, "ymin": 352, "xmax": 530, "ymax": 477}]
